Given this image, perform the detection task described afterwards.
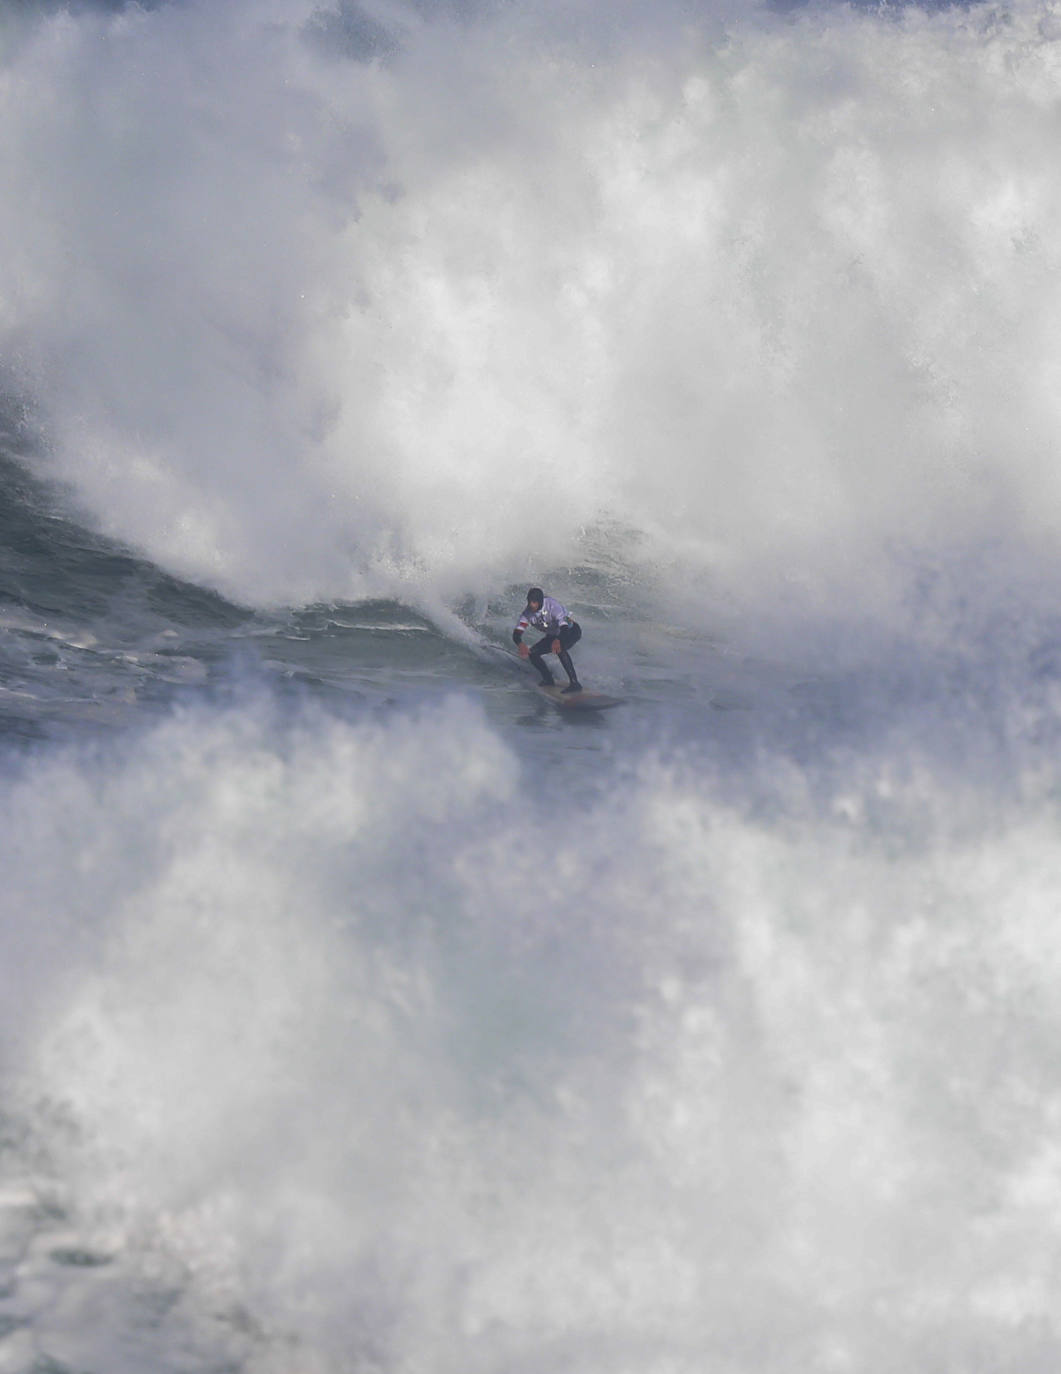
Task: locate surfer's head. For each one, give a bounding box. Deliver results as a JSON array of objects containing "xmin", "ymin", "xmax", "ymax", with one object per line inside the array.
[{"xmin": 526, "ymin": 587, "xmax": 544, "ymax": 612}]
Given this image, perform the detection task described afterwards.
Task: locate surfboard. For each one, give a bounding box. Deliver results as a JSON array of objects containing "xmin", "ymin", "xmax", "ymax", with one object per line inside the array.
[{"xmin": 536, "ymin": 684, "xmax": 624, "ymax": 711}]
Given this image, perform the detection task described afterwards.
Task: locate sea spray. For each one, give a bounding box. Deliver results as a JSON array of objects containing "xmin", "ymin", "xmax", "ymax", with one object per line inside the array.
[
  {"xmin": 3, "ymin": 694, "xmax": 1061, "ymax": 1369},
  {"xmin": 1, "ymin": 1, "xmax": 1060, "ymax": 630}
]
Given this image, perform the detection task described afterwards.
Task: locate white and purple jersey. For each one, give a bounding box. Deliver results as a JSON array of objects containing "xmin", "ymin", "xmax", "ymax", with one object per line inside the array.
[{"xmin": 513, "ymin": 595, "xmax": 571, "ymax": 642}]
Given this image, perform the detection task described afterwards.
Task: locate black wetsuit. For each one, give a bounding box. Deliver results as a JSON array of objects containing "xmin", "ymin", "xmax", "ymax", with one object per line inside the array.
[{"xmin": 512, "ymin": 596, "xmax": 582, "ymax": 688}]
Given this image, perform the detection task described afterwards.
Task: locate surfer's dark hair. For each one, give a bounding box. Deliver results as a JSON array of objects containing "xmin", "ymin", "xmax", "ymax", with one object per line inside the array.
[{"xmin": 526, "ymin": 587, "xmax": 544, "ymax": 606}]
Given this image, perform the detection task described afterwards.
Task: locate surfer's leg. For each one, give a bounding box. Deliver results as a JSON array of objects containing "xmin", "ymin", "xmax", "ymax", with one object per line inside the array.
[
  {"xmin": 558, "ymin": 653, "xmax": 581, "ymax": 691},
  {"xmin": 557, "ymin": 622, "xmax": 582, "ymax": 690},
  {"xmin": 529, "ymin": 636, "xmax": 555, "ymax": 685}
]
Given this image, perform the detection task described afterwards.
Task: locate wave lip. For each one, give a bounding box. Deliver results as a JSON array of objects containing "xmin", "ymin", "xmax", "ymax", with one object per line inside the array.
[{"xmin": 1, "ymin": 0, "xmax": 1060, "ymax": 623}]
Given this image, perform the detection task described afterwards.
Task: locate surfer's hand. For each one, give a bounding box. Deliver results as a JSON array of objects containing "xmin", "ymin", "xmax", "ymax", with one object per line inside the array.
[
  {"xmin": 551, "ymin": 638, "xmax": 562, "ymax": 655},
  {"xmin": 518, "ymin": 643, "xmax": 530, "ymax": 659}
]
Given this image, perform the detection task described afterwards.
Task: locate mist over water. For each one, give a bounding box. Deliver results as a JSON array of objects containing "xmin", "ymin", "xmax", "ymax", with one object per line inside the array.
[
  {"xmin": 1, "ymin": 0, "xmax": 1059, "ymax": 624},
  {"xmin": 7, "ymin": 697, "xmax": 1061, "ymax": 1374},
  {"xmin": 5, "ymin": 694, "xmax": 1061, "ymax": 1372},
  {"xmin": 4, "ymin": 1, "xmax": 1061, "ymax": 1372}
]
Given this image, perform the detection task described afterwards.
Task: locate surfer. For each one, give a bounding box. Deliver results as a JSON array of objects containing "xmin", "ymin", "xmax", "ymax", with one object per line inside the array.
[{"xmin": 512, "ymin": 588, "xmax": 582, "ymax": 693}]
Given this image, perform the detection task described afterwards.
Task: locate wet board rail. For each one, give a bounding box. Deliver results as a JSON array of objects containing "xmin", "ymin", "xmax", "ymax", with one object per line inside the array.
[{"xmin": 536, "ymin": 684, "xmax": 625, "ymax": 711}]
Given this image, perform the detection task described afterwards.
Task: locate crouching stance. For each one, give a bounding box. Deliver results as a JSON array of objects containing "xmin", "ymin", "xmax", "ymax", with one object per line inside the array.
[{"xmin": 512, "ymin": 587, "xmax": 582, "ymax": 693}]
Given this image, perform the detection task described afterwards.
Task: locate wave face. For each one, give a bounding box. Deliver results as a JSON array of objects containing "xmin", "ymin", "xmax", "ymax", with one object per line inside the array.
[
  {"xmin": 2, "ymin": 0, "xmax": 1061, "ymax": 625},
  {"xmin": 4, "ymin": 2, "xmax": 1061, "ymax": 1372}
]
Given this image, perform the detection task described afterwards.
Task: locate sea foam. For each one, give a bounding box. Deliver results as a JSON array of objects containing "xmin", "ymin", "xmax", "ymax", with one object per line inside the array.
[
  {"xmin": 3, "ymin": 694, "xmax": 1061, "ymax": 1370},
  {"xmin": 2, "ymin": 0, "xmax": 1061, "ymax": 633}
]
